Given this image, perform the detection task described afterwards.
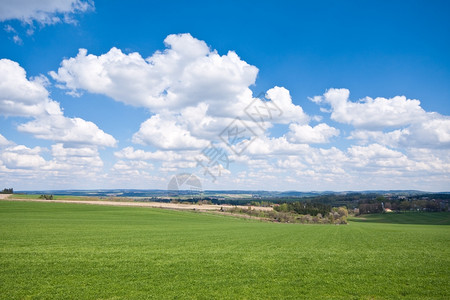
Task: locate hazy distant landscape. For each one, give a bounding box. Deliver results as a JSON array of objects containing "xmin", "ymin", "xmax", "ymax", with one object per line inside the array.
[{"xmin": 11, "ymin": 188, "xmax": 450, "ymax": 212}]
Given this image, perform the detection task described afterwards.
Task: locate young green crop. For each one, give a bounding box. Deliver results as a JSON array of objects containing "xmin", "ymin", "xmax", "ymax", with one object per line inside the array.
[{"xmin": 0, "ymin": 201, "xmax": 449, "ymax": 299}]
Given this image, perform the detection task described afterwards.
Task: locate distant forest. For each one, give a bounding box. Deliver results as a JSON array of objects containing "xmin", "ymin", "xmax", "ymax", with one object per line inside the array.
[{"xmin": 165, "ymin": 193, "xmax": 450, "ymax": 214}]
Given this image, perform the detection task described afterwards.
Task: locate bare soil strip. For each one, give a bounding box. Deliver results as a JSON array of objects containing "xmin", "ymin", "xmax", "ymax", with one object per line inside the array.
[{"xmin": 1, "ymin": 196, "xmax": 273, "ymax": 212}]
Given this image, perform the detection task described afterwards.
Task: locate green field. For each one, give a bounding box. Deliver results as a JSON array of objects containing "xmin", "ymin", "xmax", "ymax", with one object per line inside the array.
[
  {"xmin": 7, "ymin": 194, "xmax": 103, "ymax": 201},
  {"xmin": 0, "ymin": 201, "xmax": 449, "ymax": 299}
]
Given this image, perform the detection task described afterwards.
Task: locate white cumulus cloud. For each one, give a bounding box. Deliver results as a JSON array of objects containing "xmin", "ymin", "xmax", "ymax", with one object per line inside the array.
[
  {"xmin": 287, "ymin": 123, "xmax": 340, "ymax": 144},
  {"xmin": 265, "ymin": 87, "xmax": 309, "ymax": 124},
  {"xmin": 313, "ymin": 88, "xmax": 426, "ymax": 129},
  {"xmin": 50, "ymin": 33, "xmax": 259, "ymax": 115},
  {"xmin": 47, "ymin": 143, "xmax": 103, "ymax": 170},
  {"xmin": 3, "ymin": 33, "xmax": 449, "ymax": 190},
  {"xmin": 114, "ymin": 147, "xmax": 186, "ymax": 162},
  {"xmin": 0, "ymin": 59, "xmax": 117, "ymax": 147},
  {"xmin": 314, "ymin": 88, "xmax": 450, "ymax": 149},
  {"xmin": 0, "ymin": 59, "xmax": 58, "ymax": 117},
  {"xmin": 0, "ymin": 145, "xmax": 46, "ymax": 169},
  {"xmin": 132, "ymin": 114, "xmax": 209, "ymax": 150},
  {"xmin": 49, "ymin": 33, "xmax": 312, "ymax": 155},
  {"xmin": 18, "ymin": 115, "xmax": 117, "ymax": 147}
]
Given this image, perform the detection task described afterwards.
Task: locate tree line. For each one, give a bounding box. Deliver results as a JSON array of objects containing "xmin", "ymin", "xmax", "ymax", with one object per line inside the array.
[
  {"xmin": 1, "ymin": 188, "xmax": 13, "ymax": 194},
  {"xmin": 358, "ymin": 196, "xmax": 447, "ymax": 214},
  {"xmin": 274, "ymin": 202, "xmax": 331, "ymax": 216},
  {"xmin": 224, "ymin": 205, "xmax": 348, "ymax": 224}
]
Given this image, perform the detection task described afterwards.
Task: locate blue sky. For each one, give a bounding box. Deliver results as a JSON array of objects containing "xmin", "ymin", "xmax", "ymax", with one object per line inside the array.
[{"xmin": 0, "ymin": 0, "xmax": 449, "ymax": 191}]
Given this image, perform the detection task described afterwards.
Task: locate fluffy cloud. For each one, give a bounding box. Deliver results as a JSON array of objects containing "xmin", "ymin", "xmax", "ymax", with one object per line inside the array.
[
  {"xmin": 3, "ymin": 33, "xmax": 450, "ymax": 190},
  {"xmin": 0, "ymin": 59, "xmax": 117, "ymax": 147},
  {"xmin": 230, "ymin": 139, "xmax": 450, "ymax": 190},
  {"xmin": 0, "ymin": 59, "xmax": 59, "ymax": 117},
  {"xmin": 0, "ymin": 145, "xmax": 46, "ymax": 169},
  {"xmin": 312, "ymin": 88, "xmax": 426, "ymax": 129},
  {"xmin": 50, "ymin": 35, "xmax": 311, "ymax": 129},
  {"xmin": 50, "ymin": 33, "xmax": 313, "ymax": 155},
  {"xmin": 409, "ymin": 116, "xmax": 450, "ymax": 148},
  {"xmin": 0, "ymin": 142, "xmax": 109, "ymax": 190},
  {"xmin": 264, "ymin": 87, "xmax": 309, "ymax": 124},
  {"xmin": 347, "ymin": 144, "xmax": 410, "ymax": 168},
  {"xmin": 0, "ymin": 59, "xmax": 115, "ymax": 189},
  {"xmin": 348, "ymin": 129, "xmax": 404, "ymax": 146},
  {"xmin": 0, "ymin": 0, "xmax": 94, "ymax": 25},
  {"xmin": 114, "ymin": 147, "xmax": 187, "ymax": 162},
  {"xmin": 48, "ymin": 143, "xmax": 103, "ymax": 170},
  {"xmin": 112, "ymin": 160, "xmax": 153, "ymax": 171},
  {"xmin": 0, "ymin": 143, "xmax": 105, "ymax": 172},
  {"xmin": 132, "ymin": 114, "xmax": 209, "ymax": 150},
  {"xmin": 314, "ymin": 88, "xmax": 450, "ymax": 149},
  {"xmin": 348, "ymin": 115, "xmax": 450, "ymax": 149},
  {"xmin": 18, "ymin": 115, "xmax": 117, "ymax": 147},
  {"xmin": 287, "ymin": 123, "xmax": 340, "ymax": 144},
  {"xmin": 113, "ymin": 146, "xmax": 200, "ymax": 175},
  {"xmin": 51, "ymin": 143, "xmax": 98, "ymax": 157},
  {"xmin": 50, "ymin": 34, "xmax": 258, "ymax": 114}
]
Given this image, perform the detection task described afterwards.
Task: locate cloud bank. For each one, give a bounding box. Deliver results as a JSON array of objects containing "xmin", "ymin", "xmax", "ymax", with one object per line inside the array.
[{"xmin": 1, "ymin": 34, "xmax": 449, "ymax": 190}]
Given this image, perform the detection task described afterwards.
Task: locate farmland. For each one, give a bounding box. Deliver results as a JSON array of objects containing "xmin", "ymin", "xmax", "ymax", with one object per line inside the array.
[{"xmin": 0, "ymin": 200, "xmax": 449, "ymax": 299}]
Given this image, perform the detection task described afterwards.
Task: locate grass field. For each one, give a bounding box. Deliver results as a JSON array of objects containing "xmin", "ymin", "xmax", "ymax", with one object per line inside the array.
[
  {"xmin": 7, "ymin": 194, "xmax": 105, "ymax": 201},
  {"xmin": 0, "ymin": 201, "xmax": 449, "ymax": 299}
]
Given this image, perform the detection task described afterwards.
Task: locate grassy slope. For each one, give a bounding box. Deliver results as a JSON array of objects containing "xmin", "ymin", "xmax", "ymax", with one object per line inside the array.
[
  {"xmin": 351, "ymin": 212, "xmax": 450, "ymax": 225},
  {"xmin": 0, "ymin": 201, "xmax": 449, "ymax": 299},
  {"xmin": 8, "ymin": 194, "xmax": 102, "ymax": 201}
]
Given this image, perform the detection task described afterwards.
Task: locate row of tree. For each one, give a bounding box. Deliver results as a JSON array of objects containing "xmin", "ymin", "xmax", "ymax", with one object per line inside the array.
[
  {"xmin": 1, "ymin": 188, "xmax": 13, "ymax": 194},
  {"xmin": 224, "ymin": 206, "xmax": 348, "ymax": 224},
  {"xmin": 358, "ymin": 199, "xmax": 446, "ymax": 214},
  {"xmin": 274, "ymin": 202, "xmax": 331, "ymax": 216}
]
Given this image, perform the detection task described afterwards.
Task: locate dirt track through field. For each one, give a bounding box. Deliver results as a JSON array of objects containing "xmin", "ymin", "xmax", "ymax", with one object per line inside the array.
[{"xmin": 1, "ymin": 197, "xmax": 273, "ymax": 211}]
